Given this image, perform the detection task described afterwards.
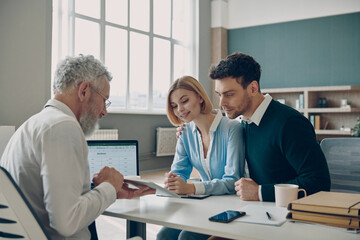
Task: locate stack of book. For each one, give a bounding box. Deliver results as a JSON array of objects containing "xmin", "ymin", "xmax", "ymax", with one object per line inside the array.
[{"xmin": 287, "ymin": 191, "xmax": 360, "ymax": 229}]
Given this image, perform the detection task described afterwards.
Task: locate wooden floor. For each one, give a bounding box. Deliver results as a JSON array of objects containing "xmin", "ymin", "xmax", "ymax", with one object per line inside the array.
[{"xmin": 96, "ymin": 169, "xmax": 169, "ymax": 240}]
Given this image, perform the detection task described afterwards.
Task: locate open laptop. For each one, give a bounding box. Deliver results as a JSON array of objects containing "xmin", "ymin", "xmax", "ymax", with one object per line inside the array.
[
  {"xmin": 87, "ymin": 140, "xmax": 209, "ymax": 199},
  {"xmin": 87, "ymin": 140, "xmax": 139, "ymax": 182}
]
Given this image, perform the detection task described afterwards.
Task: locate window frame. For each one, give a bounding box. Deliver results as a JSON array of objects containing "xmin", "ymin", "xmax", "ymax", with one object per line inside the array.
[{"xmin": 52, "ymin": 0, "xmax": 199, "ymax": 114}]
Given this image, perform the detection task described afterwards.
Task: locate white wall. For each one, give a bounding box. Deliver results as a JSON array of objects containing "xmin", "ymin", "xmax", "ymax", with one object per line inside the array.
[
  {"xmin": 0, "ymin": 0, "xmax": 211, "ymax": 171},
  {"xmin": 0, "ymin": 0, "xmax": 52, "ymax": 127},
  {"xmin": 212, "ymin": 0, "xmax": 360, "ymax": 29}
]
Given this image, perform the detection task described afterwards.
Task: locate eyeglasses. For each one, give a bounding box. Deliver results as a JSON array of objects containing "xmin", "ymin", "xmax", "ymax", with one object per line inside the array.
[{"xmin": 90, "ymin": 86, "xmax": 111, "ymax": 109}]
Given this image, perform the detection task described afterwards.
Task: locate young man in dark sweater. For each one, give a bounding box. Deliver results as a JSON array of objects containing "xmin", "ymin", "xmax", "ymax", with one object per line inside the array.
[{"xmin": 209, "ymin": 52, "xmax": 331, "ymax": 202}]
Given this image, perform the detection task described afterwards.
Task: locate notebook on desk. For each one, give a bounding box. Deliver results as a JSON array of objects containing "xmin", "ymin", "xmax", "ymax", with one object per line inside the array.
[
  {"xmin": 87, "ymin": 140, "xmax": 139, "ymax": 182},
  {"xmin": 235, "ymin": 204, "xmax": 288, "ymax": 226}
]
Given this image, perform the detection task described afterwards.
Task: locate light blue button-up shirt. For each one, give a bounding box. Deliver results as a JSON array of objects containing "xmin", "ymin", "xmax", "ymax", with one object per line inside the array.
[{"xmin": 171, "ymin": 111, "xmax": 245, "ymax": 195}]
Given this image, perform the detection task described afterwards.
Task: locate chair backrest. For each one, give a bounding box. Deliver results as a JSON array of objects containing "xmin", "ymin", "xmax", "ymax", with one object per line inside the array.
[
  {"xmin": 0, "ymin": 166, "xmax": 49, "ymax": 239},
  {"xmin": 320, "ymin": 138, "xmax": 360, "ymax": 193}
]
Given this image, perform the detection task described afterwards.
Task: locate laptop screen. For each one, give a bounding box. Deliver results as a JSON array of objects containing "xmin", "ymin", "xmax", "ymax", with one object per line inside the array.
[{"xmin": 87, "ymin": 140, "xmax": 139, "ymax": 181}]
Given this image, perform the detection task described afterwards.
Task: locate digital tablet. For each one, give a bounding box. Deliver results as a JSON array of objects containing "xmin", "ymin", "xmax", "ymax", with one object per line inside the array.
[
  {"xmin": 124, "ymin": 178, "xmax": 180, "ymax": 198},
  {"xmin": 124, "ymin": 178, "xmax": 210, "ymax": 199},
  {"xmin": 179, "ymin": 194, "xmax": 210, "ymax": 199}
]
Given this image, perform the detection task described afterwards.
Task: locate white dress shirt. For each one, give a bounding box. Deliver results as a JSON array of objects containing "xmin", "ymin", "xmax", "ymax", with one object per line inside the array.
[
  {"xmin": 240, "ymin": 94, "xmax": 272, "ymax": 201},
  {"xmin": 240, "ymin": 94, "xmax": 272, "ymax": 126},
  {"xmin": 0, "ymin": 99, "xmax": 116, "ymax": 240},
  {"xmin": 193, "ymin": 111, "xmax": 223, "ymax": 194}
]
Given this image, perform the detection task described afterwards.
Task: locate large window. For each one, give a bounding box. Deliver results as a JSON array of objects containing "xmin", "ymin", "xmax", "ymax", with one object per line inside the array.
[{"xmin": 52, "ymin": 0, "xmax": 198, "ymax": 113}]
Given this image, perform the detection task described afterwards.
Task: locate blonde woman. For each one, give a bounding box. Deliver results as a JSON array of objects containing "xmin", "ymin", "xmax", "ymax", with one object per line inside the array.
[{"xmin": 156, "ymin": 76, "xmax": 245, "ymax": 240}]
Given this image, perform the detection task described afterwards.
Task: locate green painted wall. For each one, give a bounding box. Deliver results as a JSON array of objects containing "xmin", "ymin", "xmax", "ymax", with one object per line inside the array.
[{"xmin": 228, "ymin": 12, "xmax": 360, "ymax": 88}]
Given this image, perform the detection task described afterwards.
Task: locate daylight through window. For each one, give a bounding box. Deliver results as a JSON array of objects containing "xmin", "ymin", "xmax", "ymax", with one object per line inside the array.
[{"xmin": 52, "ymin": 0, "xmax": 198, "ymax": 113}]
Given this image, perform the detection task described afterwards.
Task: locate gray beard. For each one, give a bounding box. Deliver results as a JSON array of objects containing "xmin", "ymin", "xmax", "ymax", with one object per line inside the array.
[{"xmin": 79, "ymin": 110, "xmax": 99, "ymax": 137}]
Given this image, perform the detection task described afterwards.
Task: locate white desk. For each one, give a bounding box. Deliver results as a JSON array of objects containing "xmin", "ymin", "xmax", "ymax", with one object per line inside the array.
[{"xmin": 104, "ymin": 195, "xmax": 359, "ymax": 240}]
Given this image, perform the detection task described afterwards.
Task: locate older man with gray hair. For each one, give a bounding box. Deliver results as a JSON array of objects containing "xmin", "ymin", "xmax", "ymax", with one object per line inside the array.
[{"xmin": 0, "ymin": 55, "xmax": 154, "ymax": 240}]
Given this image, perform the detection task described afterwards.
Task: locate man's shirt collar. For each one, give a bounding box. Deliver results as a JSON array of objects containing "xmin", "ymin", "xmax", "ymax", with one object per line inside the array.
[
  {"xmin": 44, "ymin": 99, "xmax": 77, "ymax": 120},
  {"xmin": 240, "ymin": 94, "xmax": 272, "ymax": 126}
]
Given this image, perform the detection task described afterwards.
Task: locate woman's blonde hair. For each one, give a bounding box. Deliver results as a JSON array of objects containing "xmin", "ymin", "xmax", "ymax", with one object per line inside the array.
[{"xmin": 166, "ymin": 76, "xmax": 213, "ymax": 126}]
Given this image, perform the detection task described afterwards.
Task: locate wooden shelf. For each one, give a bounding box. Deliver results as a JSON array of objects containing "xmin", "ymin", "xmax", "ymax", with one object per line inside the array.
[
  {"xmin": 315, "ymin": 130, "xmax": 351, "ymax": 135},
  {"xmin": 294, "ymin": 108, "xmax": 305, "ymax": 113},
  {"xmin": 307, "ymin": 85, "xmax": 360, "ymax": 92},
  {"xmin": 308, "ymin": 107, "xmax": 360, "ymax": 113},
  {"xmin": 262, "ymin": 88, "xmax": 305, "ymax": 93},
  {"xmin": 262, "ymin": 85, "xmax": 360, "ymax": 141},
  {"xmin": 264, "ymin": 85, "xmax": 360, "ymax": 93}
]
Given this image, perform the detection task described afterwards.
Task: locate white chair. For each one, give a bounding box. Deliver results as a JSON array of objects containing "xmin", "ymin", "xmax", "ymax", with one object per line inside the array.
[
  {"xmin": 0, "ymin": 166, "xmax": 50, "ymax": 239},
  {"xmin": 320, "ymin": 138, "xmax": 360, "ymax": 193},
  {"xmin": 1, "ymin": 166, "xmax": 144, "ymax": 240}
]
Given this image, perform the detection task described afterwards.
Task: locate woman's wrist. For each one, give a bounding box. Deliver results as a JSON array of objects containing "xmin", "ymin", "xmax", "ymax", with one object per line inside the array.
[{"xmin": 186, "ymin": 183, "xmax": 196, "ymax": 194}]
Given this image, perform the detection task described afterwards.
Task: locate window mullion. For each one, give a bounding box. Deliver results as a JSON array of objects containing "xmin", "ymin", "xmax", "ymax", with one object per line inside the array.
[
  {"xmin": 126, "ymin": 0, "xmax": 131, "ymax": 110},
  {"xmin": 170, "ymin": 0, "xmax": 174, "ymax": 85},
  {"xmin": 56, "ymin": 0, "xmax": 62, "ymax": 62},
  {"xmin": 69, "ymin": 0, "xmax": 75, "ymax": 56},
  {"xmin": 100, "ymin": 0, "xmax": 105, "ymax": 63},
  {"xmin": 191, "ymin": 0, "xmax": 199, "ymax": 79},
  {"xmin": 148, "ymin": 0, "xmax": 154, "ymax": 111}
]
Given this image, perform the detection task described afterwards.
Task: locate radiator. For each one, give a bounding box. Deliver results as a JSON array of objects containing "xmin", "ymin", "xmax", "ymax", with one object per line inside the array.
[
  {"xmin": 86, "ymin": 129, "xmax": 118, "ymax": 140},
  {"xmin": 156, "ymin": 127, "xmax": 177, "ymax": 156}
]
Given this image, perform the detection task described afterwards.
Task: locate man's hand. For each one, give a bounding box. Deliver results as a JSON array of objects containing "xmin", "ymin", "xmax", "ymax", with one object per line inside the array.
[
  {"xmin": 164, "ymin": 172, "xmax": 195, "ymax": 194},
  {"xmin": 234, "ymin": 178, "xmax": 260, "ymax": 201},
  {"xmin": 92, "ymin": 166, "xmax": 124, "ymax": 193},
  {"xmin": 176, "ymin": 123, "xmax": 185, "ymax": 139},
  {"xmin": 116, "ymin": 184, "xmax": 156, "ymax": 199}
]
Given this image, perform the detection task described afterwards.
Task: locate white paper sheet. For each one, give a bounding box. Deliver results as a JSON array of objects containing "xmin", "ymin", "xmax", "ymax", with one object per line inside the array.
[{"xmin": 235, "ymin": 204, "xmax": 289, "ymax": 226}]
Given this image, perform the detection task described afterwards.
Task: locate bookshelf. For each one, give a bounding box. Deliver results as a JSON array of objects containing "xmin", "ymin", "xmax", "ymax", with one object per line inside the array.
[{"xmin": 262, "ymin": 86, "xmax": 360, "ymax": 141}]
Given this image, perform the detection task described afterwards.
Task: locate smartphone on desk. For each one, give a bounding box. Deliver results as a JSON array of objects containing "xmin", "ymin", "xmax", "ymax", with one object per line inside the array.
[{"xmin": 209, "ymin": 210, "xmax": 246, "ymax": 223}]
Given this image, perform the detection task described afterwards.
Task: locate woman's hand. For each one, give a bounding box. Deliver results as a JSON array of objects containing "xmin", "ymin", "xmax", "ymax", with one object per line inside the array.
[{"xmin": 164, "ymin": 172, "xmax": 195, "ymax": 195}]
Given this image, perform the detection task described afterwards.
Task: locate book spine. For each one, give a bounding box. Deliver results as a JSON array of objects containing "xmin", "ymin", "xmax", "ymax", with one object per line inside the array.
[
  {"xmin": 289, "ymin": 203, "xmax": 360, "ymax": 217},
  {"xmin": 289, "ymin": 211, "xmax": 360, "ymax": 229},
  {"xmin": 309, "ymin": 115, "xmax": 315, "ymax": 128},
  {"xmin": 315, "ymin": 115, "xmax": 321, "ymax": 130},
  {"xmin": 299, "ymin": 94, "xmax": 304, "ymax": 109}
]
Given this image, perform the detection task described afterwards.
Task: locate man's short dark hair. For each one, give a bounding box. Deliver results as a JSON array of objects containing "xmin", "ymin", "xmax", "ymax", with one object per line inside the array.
[{"xmin": 209, "ymin": 52, "xmax": 262, "ymax": 89}]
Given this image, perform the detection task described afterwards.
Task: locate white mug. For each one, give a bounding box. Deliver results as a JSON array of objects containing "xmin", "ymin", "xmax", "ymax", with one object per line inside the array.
[{"xmin": 274, "ymin": 184, "xmax": 306, "ymax": 208}]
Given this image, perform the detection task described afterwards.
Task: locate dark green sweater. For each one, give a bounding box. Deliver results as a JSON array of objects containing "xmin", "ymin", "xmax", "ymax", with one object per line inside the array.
[{"xmin": 243, "ymin": 100, "xmax": 331, "ymax": 202}]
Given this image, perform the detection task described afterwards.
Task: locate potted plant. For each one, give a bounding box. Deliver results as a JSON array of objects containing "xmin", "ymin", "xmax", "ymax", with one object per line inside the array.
[{"xmin": 351, "ymin": 117, "xmax": 360, "ymax": 137}]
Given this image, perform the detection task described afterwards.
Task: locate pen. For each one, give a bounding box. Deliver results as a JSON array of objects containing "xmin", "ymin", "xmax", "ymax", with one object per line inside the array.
[{"xmin": 266, "ymin": 211, "xmax": 271, "ymax": 220}]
